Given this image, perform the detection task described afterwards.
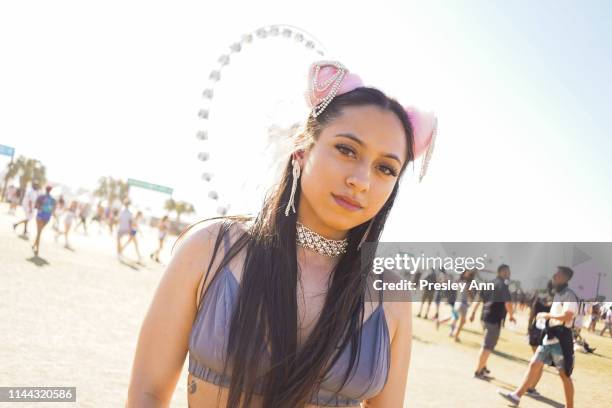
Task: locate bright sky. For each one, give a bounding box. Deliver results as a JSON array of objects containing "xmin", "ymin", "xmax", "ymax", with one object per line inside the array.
[{"xmin": 1, "ymin": 1, "xmax": 611, "ymax": 241}]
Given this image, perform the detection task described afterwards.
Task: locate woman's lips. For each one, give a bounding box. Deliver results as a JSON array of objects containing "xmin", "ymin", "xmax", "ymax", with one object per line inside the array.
[{"xmin": 332, "ymin": 194, "xmax": 363, "ymax": 211}]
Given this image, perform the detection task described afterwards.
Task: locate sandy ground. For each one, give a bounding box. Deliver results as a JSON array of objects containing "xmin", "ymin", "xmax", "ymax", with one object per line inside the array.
[{"xmin": 1, "ymin": 204, "xmax": 611, "ymax": 407}]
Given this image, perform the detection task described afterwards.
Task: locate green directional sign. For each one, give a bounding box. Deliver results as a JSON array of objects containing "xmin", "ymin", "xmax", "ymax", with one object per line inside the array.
[
  {"xmin": 127, "ymin": 178, "xmax": 173, "ymax": 195},
  {"xmin": 0, "ymin": 145, "xmax": 15, "ymax": 157}
]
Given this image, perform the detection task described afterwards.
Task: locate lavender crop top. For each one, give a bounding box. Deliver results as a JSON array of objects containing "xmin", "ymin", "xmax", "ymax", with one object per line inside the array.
[{"xmin": 188, "ymin": 231, "xmax": 390, "ymax": 406}]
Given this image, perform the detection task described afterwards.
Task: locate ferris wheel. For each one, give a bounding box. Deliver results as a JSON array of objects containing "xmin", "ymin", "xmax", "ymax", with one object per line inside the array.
[{"xmin": 195, "ymin": 24, "xmax": 328, "ymax": 216}]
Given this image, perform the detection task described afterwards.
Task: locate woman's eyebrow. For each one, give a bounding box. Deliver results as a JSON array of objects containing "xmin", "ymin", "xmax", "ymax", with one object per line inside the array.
[{"xmin": 334, "ymin": 133, "xmax": 402, "ymax": 165}]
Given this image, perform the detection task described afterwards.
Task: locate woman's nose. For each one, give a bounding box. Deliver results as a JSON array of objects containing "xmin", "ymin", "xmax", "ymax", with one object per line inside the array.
[{"xmin": 346, "ymin": 168, "xmax": 370, "ymax": 192}]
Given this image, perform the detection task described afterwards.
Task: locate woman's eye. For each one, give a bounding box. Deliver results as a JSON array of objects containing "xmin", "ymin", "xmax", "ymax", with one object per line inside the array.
[
  {"xmin": 336, "ymin": 144, "xmax": 398, "ymax": 176},
  {"xmin": 336, "ymin": 144, "xmax": 356, "ymax": 157},
  {"xmin": 379, "ymin": 165, "xmax": 398, "ymax": 177}
]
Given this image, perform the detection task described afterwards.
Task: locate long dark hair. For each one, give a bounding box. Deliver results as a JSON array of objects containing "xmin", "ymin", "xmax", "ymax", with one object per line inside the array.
[{"xmin": 183, "ymin": 87, "xmax": 414, "ymax": 407}]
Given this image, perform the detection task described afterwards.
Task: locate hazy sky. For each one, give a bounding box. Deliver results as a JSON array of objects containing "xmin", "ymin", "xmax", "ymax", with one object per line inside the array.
[{"xmin": 1, "ymin": 0, "xmax": 611, "ymax": 241}]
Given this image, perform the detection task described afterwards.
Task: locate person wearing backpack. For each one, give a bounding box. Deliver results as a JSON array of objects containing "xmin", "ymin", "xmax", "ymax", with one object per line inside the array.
[
  {"xmin": 498, "ymin": 266, "xmax": 578, "ymax": 407},
  {"xmin": 32, "ymin": 185, "xmax": 57, "ymax": 256}
]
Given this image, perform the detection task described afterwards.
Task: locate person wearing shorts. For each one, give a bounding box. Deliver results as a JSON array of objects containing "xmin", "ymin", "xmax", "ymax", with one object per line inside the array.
[
  {"xmin": 52, "ymin": 195, "xmax": 65, "ymax": 233},
  {"xmin": 56, "ymin": 200, "xmax": 78, "ymax": 250},
  {"xmin": 432, "ymin": 267, "xmax": 449, "ymax": 319},
  {"xmin": 91, "ymin": 203, "xmax": 105, "ymax": 233},
  {"xmin": 534, "ymin": 342, "xmax": 565, "ymax": 367},
  {"xmin": 417, "ymin": 268, "xmax": 437, "ymax": 318},
  {"xmin": 450, "ymin": 269, "xmax": 476, "ymax": 342},
  {"xmin": 150, "ymin": 215, "xmax": 170, "ymax": 263},
  {"xmin": 498, "ymin": 266, "xmax": 578, "ymax": 408},
  {"xmin": 117, "ymin": 200, "xmax": 133, "ymax": 259},
  {"xmin": 13, "ymin": 182, "xmax": 40, "ymax": 236},
  {"xmin": 588, "ymin": 302, "xmax": 600, "ymax": 332},
  {"xmin": 522, "ymin": 285, "xmax": 554, "ymax": 396},
  {"xmin": 8, "ymin": 186, "xmax": 20, "ymax": 214},
  {"xmin": 471, "ymin": 264, "xmax": 514, "ymax": 379},
  {"xmin": 32, "ymin": 185, "xmax": 56, "ymax": 256},
  {"xmin": 74, "ymin": 202, "xmax": 91, "ymax": 234},
  {"xmin": 120, "ymin": 210, "xmax": 143, "ymax": 264}
]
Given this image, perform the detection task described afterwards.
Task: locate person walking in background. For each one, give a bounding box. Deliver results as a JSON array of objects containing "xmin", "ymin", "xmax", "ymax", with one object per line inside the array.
[
  {"xmin": 434, "ymin": 273, "xmax": 458, "ymax": 332},
  {"xmin": 31, "ymin": 185, "xmax": 56, "ymax": 256},
  {"xmin": 55, "ymin": 200, "xmax": 77, "ymax": 250},
  {"xmin": 13, "ymin": 181, "xmax": 40, "ymax": 237},
  {"xmin": 450, "ymin": 269, "xmax": 476, "ymax": 342},
  {"xmin": 104, "ymin": 205, "xmax": 118, "ymax": 234},
  {"xmin": 150, "ymin": 215, "xmax": 170, "ymax": 263},
  {"xmin": 74, "ymin": 202, "xmax": 91, "ymax": 235},
  {"xmin": 7, "ymin": 186, "xmax": 20, "ymax": 215},
  {"xmin": 432, "ymin": 267, "xmax": 449, "ymax": 320},
  {"xmin": 498, "ymin": 266, "xmax": 578, "ymax": 408},
  {"xmin": 90, "ymin": 202, "xmax": 105, "ymax": 234},
  {"xmin": 471, "ymin": 264, "xmax": 515, "ymax": 379},
  {"xmin": 528, "ymin": 281, "xmax": 554, "ymax": 352},
  {"xmin": 108, "ymin": 207, "xmax": 119, "ymax": 234},
  {"xmin": 573, "ymin": 300, "xmax": 587, "ymax": 336},
  {"xmin": 601, "ymin": 306, "xmax": 612, "ymax": 337},
  {"xmin": 523, "ymin": 280, "xmax": 553, "ymax": 396},
  {"xmin": 116, "ymin": 200, "xmax": 133, "ymax": 260},
  {"xmin": 52, "ymin": 195, "xmax": 65, "ymax": 233},
  {"xmin": 588, "ymin": 302, "xmax": 601, "ymax": 332},
  {"xmin": 417, "ymin": 268, "xmax": 437, "ymax": 319},
  {"xmin": 119, "ymin": 210, "xmax": 144, "ymax": 264}
]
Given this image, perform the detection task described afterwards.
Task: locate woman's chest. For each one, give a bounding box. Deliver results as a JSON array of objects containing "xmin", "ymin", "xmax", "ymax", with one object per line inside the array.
[{"xmin": 296, "ymin": 271, "xmax": 329, "ymax": 346}]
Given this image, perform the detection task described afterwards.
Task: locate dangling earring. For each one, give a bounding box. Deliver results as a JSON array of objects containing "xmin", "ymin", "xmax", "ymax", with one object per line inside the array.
[
  {"xmin": 357, "ymin": 219, "xmax": 374, "ymax": 250},
  {"xmin": 285, "ymin": 159, "xmax": 301, "ymax": 216}
]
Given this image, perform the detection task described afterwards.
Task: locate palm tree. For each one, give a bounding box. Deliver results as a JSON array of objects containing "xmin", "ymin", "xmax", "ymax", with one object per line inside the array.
[
  {"xmin": 118, "ymin": 180, "xmax": 129, "ymax": 204},
  {"xmin": 1, "ymin": 159, "xmax": 19, "ymax": 202},
  {"xmin": 93, "ymin": 177, "xmax": 109, "ymax": 202},
  {"xmin": 1, "ymin": 156, "xmax": 46, "ymax": 202},
  {"xmin": 164, "ymin": 198, "xmax": 176, "ymax": 214},
  {"xmin": 164, "ymin": 198, "xmax": 194, "ymax": 222},
  {"xmin": 175, "ymin": 202, "xmax": 195, "ymax": 222},
  {"xmin": 94, "ymin": 176, "xmax": 130, "ymax": 208}
]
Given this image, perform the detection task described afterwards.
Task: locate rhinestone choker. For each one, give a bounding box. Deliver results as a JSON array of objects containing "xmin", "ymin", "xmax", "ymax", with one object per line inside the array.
[{"xmin": 296, "ymin": 222, "xmax": 348, "ymax": 257}]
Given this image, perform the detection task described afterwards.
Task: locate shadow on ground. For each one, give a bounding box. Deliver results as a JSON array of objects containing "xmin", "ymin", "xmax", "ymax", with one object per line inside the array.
[
  {"xmin": 26, "ymin": 256, "xmax": 49, "ymax": 267},
  {"xmin": 492, "ymin": 350, "xmax": 531, "ymax": 366}
]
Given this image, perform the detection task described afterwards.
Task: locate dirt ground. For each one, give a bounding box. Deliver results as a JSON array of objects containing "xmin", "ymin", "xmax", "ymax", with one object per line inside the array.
[{"xmin": 1, "ymin": 205, "xmax": 611, "ymax": 407}]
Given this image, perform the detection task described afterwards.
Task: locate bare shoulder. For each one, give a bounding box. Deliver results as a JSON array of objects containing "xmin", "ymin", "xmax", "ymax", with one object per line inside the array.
[
  {"xmin": 173, "ymin": 218, "xmax": 250, "ymax": 308},
  {"xmin": 173, "ymin": 219, "xmax": 225, "ymax": 253},
  {"xmin": 127, "ymin": 218, "xmax": 241, "ymax": 405},
  {"xmin": 380, "ymin": 270, "xmax": 412, "ymax": 343},
  {"xmin": 173, "ymin": 218, "xmax": 249, "ymax": 264}
]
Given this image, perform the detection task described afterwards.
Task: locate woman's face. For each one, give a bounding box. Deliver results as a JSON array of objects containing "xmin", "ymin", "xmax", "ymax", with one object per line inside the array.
[{"xmin": 297, "ymin": 105, "xmax": 408, "ymax": 239}]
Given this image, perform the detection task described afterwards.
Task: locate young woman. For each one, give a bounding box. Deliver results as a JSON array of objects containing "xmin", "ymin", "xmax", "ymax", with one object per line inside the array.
[
  {"xmin": 588, "ymin": 302, "xmax": 601, "ymax": 332},
  {"xmin": 8, "ymin": 186, "xmax": 20, "ymax": 214},
  {"xmin": 52, "ymin": 195, "xmax": 66, "ymax": 233},
  {"xmin": 120, "ymin": 210, "xmax": 144, "ymax": 264},
  {"xmin": 56, "ymin": 200, "xmax": 77, "ymax": 250},
  {"xmin": 150, "ymin": 215, "xmax": 170, "ymax": 263},
  {"xmin": 91, "ymin": 202, "xmax": 105, "ymax": 234},
  {"xmin": 32, "ymin": 185, "xmax": 57, "ymax": 256},
  {"xmin": 449, "ymin": 269, "xmax": 477, "ymax": 342},
  {"xmin": 127, "ymin": 61, "xmax": 437, "ymax": 407}
]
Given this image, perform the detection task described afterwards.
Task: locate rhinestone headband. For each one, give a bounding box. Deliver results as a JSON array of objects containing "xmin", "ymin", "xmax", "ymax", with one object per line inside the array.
[
  {"xmin": 305, "ymin": 60, "xmax": 438, "ymax": 181},
  {"xmin": 308, "ymin": 61, "xmax": 347, "ymax": 118},
  {"xmin": 296, "ymin": 222, "xmax": 348, "ymax": 257}
]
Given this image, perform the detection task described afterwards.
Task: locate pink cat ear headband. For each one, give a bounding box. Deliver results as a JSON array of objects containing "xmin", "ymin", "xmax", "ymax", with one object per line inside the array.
[{"xmin": 305, "ymin": 60, "xmax": 437, "ymax": 181}]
